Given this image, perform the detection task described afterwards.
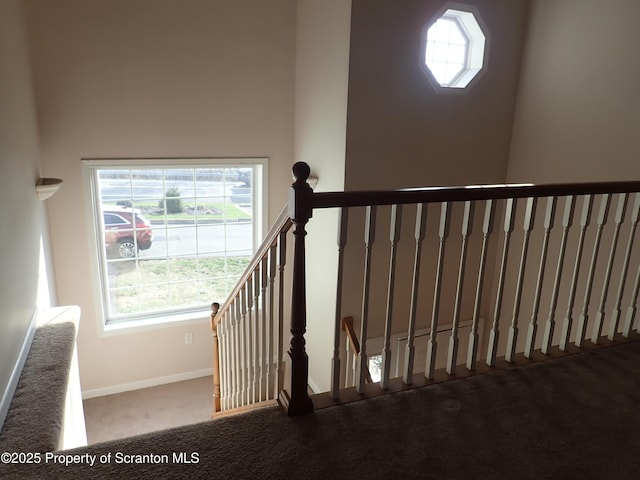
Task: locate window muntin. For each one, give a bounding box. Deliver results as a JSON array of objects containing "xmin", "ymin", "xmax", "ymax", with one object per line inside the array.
[
  {"xmin": 422, "ymin": 5, "xmax": 488, "ymax": 91},
  {"xmin": 425, "ymin": 16, "xmax": 469, "ymax": 87},
  {"xmin": 85, "ymin": 160, "xmax": 264, "ymax": 327}
]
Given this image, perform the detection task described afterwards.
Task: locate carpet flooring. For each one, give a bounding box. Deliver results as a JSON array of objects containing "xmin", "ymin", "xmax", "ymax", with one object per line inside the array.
[
  {"xmin": 2, "ymin": 339, "xmax": 640, "ymax": 480},
  {"xmin": 83, "ymin": 376, "xmax": 214, "ymax": 444}
]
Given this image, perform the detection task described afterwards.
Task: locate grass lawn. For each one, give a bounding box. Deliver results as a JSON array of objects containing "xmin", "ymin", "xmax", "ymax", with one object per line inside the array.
[
  {"xmin": 107, "ymin": 256, "xmax": 251, "ymax": 315},
  {"xmin": 103, "ymin": 201, "xmax": 251, "ymax": 222}
]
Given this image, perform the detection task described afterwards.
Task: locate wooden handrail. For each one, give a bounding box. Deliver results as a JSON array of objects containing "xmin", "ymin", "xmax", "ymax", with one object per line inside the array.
[
  {"xmin": 309, "ymin": 180, "xmax": 640, "ymax": 210},
  {"xmin": 211, "ymin": 204, "xmax": 292, "ymax": 330},
  {"xmin": 341, "ymin": 316, "xmax": 372, "ymax": 384}
]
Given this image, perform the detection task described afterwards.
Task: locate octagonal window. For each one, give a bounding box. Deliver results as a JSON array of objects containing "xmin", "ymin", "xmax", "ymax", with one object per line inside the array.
[{"xmin": 422, "ymin": 6, "xmax": 488, "ymax": 90}]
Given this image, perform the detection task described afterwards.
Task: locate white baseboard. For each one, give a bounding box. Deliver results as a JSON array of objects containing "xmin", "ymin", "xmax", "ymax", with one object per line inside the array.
[
  {"xmin": 307, "ymin": 376, "xmax": 321, "ymax": 395},
  {"xmin": 82, "ymin": 368, "xmax": 213, "ymax": 399}
]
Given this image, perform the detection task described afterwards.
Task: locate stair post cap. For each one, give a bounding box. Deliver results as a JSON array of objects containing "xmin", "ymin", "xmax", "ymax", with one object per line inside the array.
[{"xmin": 292, "ymin": 162, "xmax": 311, "ymax": 183}]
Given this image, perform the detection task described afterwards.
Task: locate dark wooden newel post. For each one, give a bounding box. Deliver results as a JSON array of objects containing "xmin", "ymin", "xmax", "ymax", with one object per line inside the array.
[{"xmin": 279, "ymin": 162, "xmax": 314, "ymax": 415}]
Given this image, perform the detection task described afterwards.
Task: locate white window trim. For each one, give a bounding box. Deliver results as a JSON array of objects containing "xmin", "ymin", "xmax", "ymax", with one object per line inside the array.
[
  {"xmin": 421, "ymin": 3, "xmax": 490, "ymax": 94},
  {"xmin": 82, "ymin": 157, "xmax": 268, "ymax": 337}
]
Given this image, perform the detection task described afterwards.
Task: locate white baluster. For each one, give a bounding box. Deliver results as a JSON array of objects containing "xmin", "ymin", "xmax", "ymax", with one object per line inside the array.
[
  {"xmin": 404, "ymin": 204, "xmax": 428, "ymax": 384},
  {"xmin": 487, "ymin": 198, "xmax": 517, "ymax": 366},
  {"xmin": 591, "ymin": 193, "xmax": 628, "ymax": 343},
  {"xmin": 623, "ymin": 263, "xmax": 640, "ymax": 337},
  {"xmin": 467, "ymin": 199, "xmax": 494, "ymax": 371},
  {"xmin": 448, "ymin": 201, "xmax": 473, "ymax": 375},
  {"xmin": 260, "ymin": 256, "xmax": 268, "ymax": 400},
  {"xmin": 252, "ymin": 270, "xmax": 260, "ymax": 402},
  {"xmin": 610, "ymin": 194, "xmax": 640, "ymax": 339},
  {"xmin": 239, "ymin": 287, "xmax": 248, "ymax": 406},
  {"xmin": 525, "ymin": 197, "xmax": 556, "ymax": 358},
  {"xmin": 618, "ymin": 193, "xmax": 640, "ymax": 338},
  {"xmin": 591, "ymin": 193, "xmax": 629, "ymax": 344},
  {"xmin": 541, "ymin": 196, "xmax": 574, "ymax": 354},
  {"xmin": 426, "ymin": 202, "xmax": 451, "ymax": 380},
  {"xmin": 506, "ymin": 197, "xmax": 537, "ymax": 363},
  {"xmin": 560, "ymin": 195, "xmax": 593, "ymax": 351},
  {"xmin": 267, "ymin": 245, "xmax": 277, "ymax": 400},
  {"xmin": 575, "ymin": 194, "xmax": 611, "ymax": 348},
  {"xmin": 332, "ymin": 208, "xmax": 349, "ymax": 399},
  {"xmin": 217, "ymin": 314, "xmax": 226, "ymax": 411},
  {"xmin": 233, "ymin": 299, "xmax": 241, "ymax": 408},
  {"xmin": 245, "ymin": 274, "xmax": 255, "ymax": 404},
  {"xmin": 222, "ymin": 315, "xmax": 231, "ymax": 410},
  {"xmin": 277, "ymin": 231, "xmax": 287, "ymax": 394},
  {"xmin": 382, "ymin": 205, "xmax": 402, "ymax": 389},
  {"xmin": 356, "ymin": 206, "xmax": 376, "ymax": 394}
]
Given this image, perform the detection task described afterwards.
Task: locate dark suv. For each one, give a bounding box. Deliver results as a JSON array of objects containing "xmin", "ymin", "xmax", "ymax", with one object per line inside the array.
[{"xmin": 103, "ymin": 206, "xmax": 153, "ymax": 258}]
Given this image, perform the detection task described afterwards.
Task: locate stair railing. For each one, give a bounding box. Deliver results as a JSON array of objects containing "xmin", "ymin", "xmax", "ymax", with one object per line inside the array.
[
  {"xmin": 211, "ymin": 205, "xmax": 292, "ymax": 414},
  {"xmin": 214, "ymin": 161, "xmax": 640, "ymax": 416},
  {"xmin": 288, "ymin": 162, "xmax": 640, "ymax": 412}
]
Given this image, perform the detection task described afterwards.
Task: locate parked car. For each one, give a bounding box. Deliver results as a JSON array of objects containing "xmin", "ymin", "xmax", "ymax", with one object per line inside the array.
[{"xmin": 102, "ymin": 206, "xmax": 153, "ymax": 258}]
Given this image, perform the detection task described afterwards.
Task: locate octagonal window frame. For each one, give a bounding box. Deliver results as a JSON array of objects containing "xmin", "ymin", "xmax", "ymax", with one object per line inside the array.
[{"xmin": 421, "ymin": 3, "xmax": 489, "ymax": 93}]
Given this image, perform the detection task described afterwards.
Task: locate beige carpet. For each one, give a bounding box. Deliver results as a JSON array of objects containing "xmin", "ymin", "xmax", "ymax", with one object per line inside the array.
[{"xmin": 83, "ymin": 376, "xmax": 213, "ymax": 444}]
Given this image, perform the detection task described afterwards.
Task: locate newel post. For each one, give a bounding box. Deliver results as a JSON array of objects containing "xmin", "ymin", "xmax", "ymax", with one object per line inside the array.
[
  {"xmin": 279, "ymin": 162, "xmax": 315, "ymax": 415},
  {"xmin": 210, "ymin": 302, "xmax": 221, "ymax": 415}
]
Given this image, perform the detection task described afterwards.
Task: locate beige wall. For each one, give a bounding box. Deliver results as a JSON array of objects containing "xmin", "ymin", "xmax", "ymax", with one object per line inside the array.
[
  {"xmin": 0, "ymin": 0, "xmax": 54, "ymax": 426},
  {"xmin": 25, "ymin": 0, "xmax": 296, "ymax": 394},
  {"xmin": 294, "ymin": 0, "xmax": 352, "ymax": 392},
  {"xmin": 345, "ymin": 0, "xmax": 528, "ymax": 190},
  {"xmin": 508, "ymin": 0, "xmax": 640, "ymax": 183}
]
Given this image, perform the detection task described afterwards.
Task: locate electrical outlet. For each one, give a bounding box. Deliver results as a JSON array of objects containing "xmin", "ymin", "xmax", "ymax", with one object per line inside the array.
[{"xmin": 184, "ymin": 332, "xmax": 193, "ymax": 345}]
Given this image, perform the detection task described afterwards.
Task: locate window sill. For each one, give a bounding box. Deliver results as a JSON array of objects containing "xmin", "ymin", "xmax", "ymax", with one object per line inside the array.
[{"xmin": 100, "ymin": 309, "xmax": 211, "ymax": 337}]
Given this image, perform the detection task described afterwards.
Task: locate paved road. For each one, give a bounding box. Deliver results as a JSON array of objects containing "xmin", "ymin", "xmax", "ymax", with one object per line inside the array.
[
  {"xmin": 99, "ymin": 178, "xmax": 252, "ymax": 205},
  {"xmin": 140, "ymin": 222, "xmax": 253, "ymax": 258}
]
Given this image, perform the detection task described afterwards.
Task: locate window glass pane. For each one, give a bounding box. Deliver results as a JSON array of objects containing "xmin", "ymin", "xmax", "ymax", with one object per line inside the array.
[
  {"xmin": 91, "ymin": 163, "xmax": 260, "ymax": 324},
  {"xmin": 423, "ymin": 8, "xmax": 485, "ymax": 89},
  {"xmin": 448, "ymin": 45, "xmax": 466, "ymax": 64}
]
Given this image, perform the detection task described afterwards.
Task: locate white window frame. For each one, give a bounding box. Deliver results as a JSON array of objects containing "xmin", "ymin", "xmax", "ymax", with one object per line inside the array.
[
  {"xmin": 421, "ymin": 3, "xmax": 489, "ymax": 93},
  {"xmin": 82, "ymin": 157, "xmax": 267, "ymax": 335}
]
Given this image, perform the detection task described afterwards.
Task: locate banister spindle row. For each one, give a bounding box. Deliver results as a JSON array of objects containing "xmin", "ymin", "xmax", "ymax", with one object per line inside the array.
[
  {"xmin": 211, "ymin": 209, "xmax": 292, "ymax": 414},
  {"xmin": 541, "ymin": 196, "xmax": 574, "ymax": 354},
  {"xmin": 575, "ymin": 194, "xmax": 611, "ymax": 347},
  {"xmin": 592, "ymin": 194, "xmax": 628, "ymax": 343},
  {"xmin": 215, "ymin": 163, "xmax": 640, "ymax": 416},
  {"xmin": 331, "ymin": 190, "xmax": 640, "ymax": 397},
  {"xmin": 560, "ymin": 195, "xmax": 592, "ymax": 351}
]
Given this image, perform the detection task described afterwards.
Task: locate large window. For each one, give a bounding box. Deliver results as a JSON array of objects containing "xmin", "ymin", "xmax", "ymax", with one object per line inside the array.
[
  {"xmin": 421, "ymin": 5, "xmax": 488, "ymax": 91},
  {"xmin": 84, "ymin": 159, "xmax": 265, "ymax": 328}
]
